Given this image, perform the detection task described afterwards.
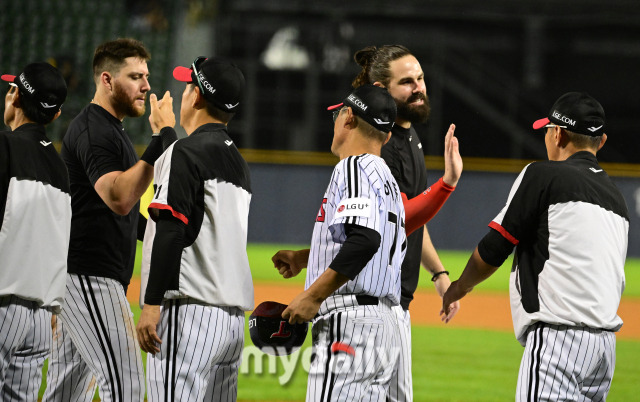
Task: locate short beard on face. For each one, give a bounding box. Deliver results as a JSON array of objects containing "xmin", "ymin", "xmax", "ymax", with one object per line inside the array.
[
  {"xmin": 113, "ymin": 82, "xmax": 145, "ymax": 118},
  {"xmin": 396, "ymin": 92, "xmax": 431, "ymax": 124}
]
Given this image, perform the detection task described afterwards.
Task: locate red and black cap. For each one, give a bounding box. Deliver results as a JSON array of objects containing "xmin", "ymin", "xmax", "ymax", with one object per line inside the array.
[
  {"xmin": 173, "ymin": 56, "xmax": 245, "ymax": 113},
  {"xmin": 532, "ymin": 92, "xmax": 605, "ymax": 136},
  {"xmin": 328, "ymin": 84, "xmax": 397, "ymax": 133},
  {"xmin": 248, "ymin": 301, "xmax": 308, "ymax": 356},
  {"xmin": 1, "ymin": 62, "xmax": 67, "ymax": 117}
]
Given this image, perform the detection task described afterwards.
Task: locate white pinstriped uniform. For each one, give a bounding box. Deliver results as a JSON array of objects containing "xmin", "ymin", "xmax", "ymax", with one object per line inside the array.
[
  {"xmin": 306, "ymin": 154, "xmax": 405, "ymax": 401},
  {"xmin": 0, "ymin": 297, "xmax": 52, "ymax": 401},
  {"xmin": 387, "ymin": 306, "xmax": 412, "ymax": 401},
  {"xmin": 144, "ymin": 299, "xmax": 245, "ymax": 401},
  {"xmin": 44, "ymin": 274, "xmax": 145, "ymax": 402},
  {"xmin": 517, "ymin": 324, "xmax": 616, "ymax": 401},
  {"xmin": 45, "ymin": 316, "xmax": 97, "ymax": 401}
]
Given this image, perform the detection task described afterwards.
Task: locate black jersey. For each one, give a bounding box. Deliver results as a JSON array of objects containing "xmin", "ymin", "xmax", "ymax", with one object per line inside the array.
[
  {"xmin": 141, "ymin": 124, "xmax": 254, "ymax": 309},
  {"xmin": 0, "ymin": 124, "xmax": 71, "ymax": 312},
  {"xmin": 61, "ymin": 104, "xmax": 140, "ymax": 288},
  {"xmin": 381, "ymin": 125, "xmax": 428, "ymax": 310},
  {"xmin": 479, "ymin": 151, "xmax": 629, "ymax": 344}
]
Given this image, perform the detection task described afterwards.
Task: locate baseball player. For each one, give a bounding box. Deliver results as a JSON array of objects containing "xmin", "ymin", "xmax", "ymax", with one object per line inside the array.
[
  {"xmin": 273, "ymin": 84, "xmax": 405, "ymax": 401},
  {"xmin": 351, "ymin": 44, "xmax": 462, "ymax": 401},
  {"xmin": 0, "ymin": 62, "xmax": 70, "ymax": 402},
  {"xmin": 443, "ymin": 92, "xmax": 629, "ymax": 401},
  {"xmin": 44, "ymin": 38, "xmax": 176, "ymax": 402},
  {"xmin": 136, "ymin": 56, "xmax": 253, "ymax": 401}
]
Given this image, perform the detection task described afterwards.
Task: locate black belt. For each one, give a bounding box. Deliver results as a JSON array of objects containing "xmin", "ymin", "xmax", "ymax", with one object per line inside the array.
[{"xmin": 355, "ymin": 295, "xmax": 379, "ymax": 305}]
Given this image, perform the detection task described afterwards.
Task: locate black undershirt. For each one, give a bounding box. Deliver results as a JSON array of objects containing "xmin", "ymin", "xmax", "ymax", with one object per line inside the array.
[{"xmin": 328, "ymin": 224, "xmax": 381, "ymax": 280}]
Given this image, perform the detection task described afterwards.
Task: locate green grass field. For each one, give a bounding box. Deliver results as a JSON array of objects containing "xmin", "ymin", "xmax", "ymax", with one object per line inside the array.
[{"xmin": 38, "ymin": 243, "xmax": 640, "ymax": 401}]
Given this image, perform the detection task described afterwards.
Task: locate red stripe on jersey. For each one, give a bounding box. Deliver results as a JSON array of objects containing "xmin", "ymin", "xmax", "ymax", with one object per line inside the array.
[
  {"xmin": 489, "ymin": 221, "xmax": 519, "ymax": 245},
  {"xmin": 331, "ymin": 341, "xmax": 355, "ymax": 356},
  {"xmin": 148, "ymin": 203, "xmax": 189, "ymax": 225}
]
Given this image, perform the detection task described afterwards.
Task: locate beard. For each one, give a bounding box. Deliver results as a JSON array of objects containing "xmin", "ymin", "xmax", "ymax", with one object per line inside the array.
[
  {"xmin": 396, "ymin": 92, "xmax": 431, "ymax": 124},
  {"xmin": 113, "ymin": 82, "xmax": 145, "ymax": 118}
]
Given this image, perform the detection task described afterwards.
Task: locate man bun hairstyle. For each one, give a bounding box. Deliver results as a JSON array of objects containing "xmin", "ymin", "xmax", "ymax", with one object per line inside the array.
[
  {"xmin": 92, "ymin": 38, "xmax": 150, "ymax": 81},
  {"xmin": 351, "ymin": 45, "xmax": 412, "ymax": 88}
]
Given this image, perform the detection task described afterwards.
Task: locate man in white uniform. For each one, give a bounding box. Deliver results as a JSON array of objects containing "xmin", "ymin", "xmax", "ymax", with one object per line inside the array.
[{"xmin": 273, "ymin": 84, "xmax": 405, "ymax": 401}]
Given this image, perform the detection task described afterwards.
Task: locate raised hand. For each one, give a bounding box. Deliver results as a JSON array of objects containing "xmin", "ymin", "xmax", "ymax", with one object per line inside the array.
[
  {"xmin": 149, "ymin": 91, "xmax": 175, "ymax": 134},
  {"xmin": 442, "ymin": 124, "xmax": 462, "ymax": 187}
]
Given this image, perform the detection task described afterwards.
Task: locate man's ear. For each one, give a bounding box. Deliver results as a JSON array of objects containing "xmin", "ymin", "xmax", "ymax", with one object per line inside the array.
[
  {"xmin": 382, "ymin": 131, "xmax": 392, "ymax": 146},
  {"xmin": 192, "ymin": 86, "xmax": 206, "ymax": 110},
  {"xmin": 343, "ymin": 107, "xmax": 357, "ymax": 129},
  {"xmin": 373, "ymin": 81, "xmax": 385, "ymax": 88},
  {"xmin": 11, "ymin": 91, "xmax": 22, "ymax": 108},
  {"xmin": 100, "ymin": 72, "xmax": 113, "ymax": 91},
  {"xmin": 556, "ymin": 128, "xmax": 569, "ymax": 148},
  {"xmin": 51, "ymin": 109, "xmax": 62, "ymax": 123},
  {"xmin": 597, "ymin": 133, "xmax": 608, "ymax": 151}
]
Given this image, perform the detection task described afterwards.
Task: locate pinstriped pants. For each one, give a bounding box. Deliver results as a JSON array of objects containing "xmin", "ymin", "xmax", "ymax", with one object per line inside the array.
[
  {"xmin": 0, "ymin": 295, "xmax": 51, "ymax": 402},
  {"xmin": 517, "ymin": 323, "xmax": 616, "ymax": 402},
  {"xmin": 146, "ymin": 299, "xmax": 245, "ymax": 402},
  {"xmin": 387, "ymin": 305, "xmax": 412, "ymax": 402},
  {"xmin": 43, "ymin": 274, "xmax": 145, "ymax": 402},
  {"xmin": 306, "ymin": 297, "xmax": 399, "ymax": 401}
]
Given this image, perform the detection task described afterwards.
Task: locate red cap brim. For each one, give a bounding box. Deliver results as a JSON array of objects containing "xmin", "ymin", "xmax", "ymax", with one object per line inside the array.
[
  {"xmin": 172, "ymin": 66, "xmax": 193, "ymax": 83},
  {"xmin": 1, "ymin": 74, "xmax": 16, "ymax": 83},
  {"xmin": 532, "ymin": 117, "xmax": 550, "ymax": 130},
  {"xmin": 327, "ymin": 102, "xmax": 344, "ymax": 111}
]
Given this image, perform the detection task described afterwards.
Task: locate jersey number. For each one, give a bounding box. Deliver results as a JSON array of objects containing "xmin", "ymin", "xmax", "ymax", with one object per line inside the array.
[
  {"xmin": 316, "ymin": 198, "xmax": 327, "ymax": 222},
  {"xmin": 388, "ymin": 212, "xmax": 398, "ymax": 264},
  {"xmin": 387, "ymin": 211, "xmax": 405, "ymax": 264}
]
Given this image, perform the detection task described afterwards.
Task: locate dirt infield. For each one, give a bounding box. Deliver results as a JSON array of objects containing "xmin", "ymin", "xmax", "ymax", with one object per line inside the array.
[{"xmin": 127, "ymin": 280, "xmax": 640, "ymax": 340}]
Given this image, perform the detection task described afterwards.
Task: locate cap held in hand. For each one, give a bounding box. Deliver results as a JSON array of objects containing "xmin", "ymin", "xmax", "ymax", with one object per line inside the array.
[{"xmin": 249, "ymin": 301, "xmax": 308, "ymax": 356}]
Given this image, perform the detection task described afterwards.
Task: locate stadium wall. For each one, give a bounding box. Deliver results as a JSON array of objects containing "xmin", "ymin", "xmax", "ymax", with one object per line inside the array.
[{"xmin": 246, "ymin": 154, "xmax": 640, "ymax": 258}]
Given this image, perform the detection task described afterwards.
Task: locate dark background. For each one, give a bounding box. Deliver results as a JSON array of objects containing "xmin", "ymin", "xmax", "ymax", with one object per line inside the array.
[{"xmin": 2, "ymin": 0, "xmax": 639, "ymax": 163}]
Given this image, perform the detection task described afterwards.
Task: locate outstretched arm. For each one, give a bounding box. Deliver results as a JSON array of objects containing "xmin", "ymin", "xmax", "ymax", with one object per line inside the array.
[
  {"xmin": 441, "ymin": 247, "xmax": 499, "ymax": 318},
  {"xmin": 420, "ymin": 227, "xmax": 459, "ymax": 323}
]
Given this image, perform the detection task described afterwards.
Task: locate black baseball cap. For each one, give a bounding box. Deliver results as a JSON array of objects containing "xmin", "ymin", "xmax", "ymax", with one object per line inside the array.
[
  {"xmin": 1, "ymin": 62, "xmax": 67, "ymax": 117},
  {"xmin": 328, "ymin": 84, "xmax": 397, "ymax": 133},
  {"xmin": 532, "ymin": 92, "xmax": 605, "ymax": 136},
  {"xmin": 249, "ymin": 301, "xmax": 308, "ymax": 356},
  {"xmin": 173, "ymin": 56, "xmax": 245, "ymax": 113}
]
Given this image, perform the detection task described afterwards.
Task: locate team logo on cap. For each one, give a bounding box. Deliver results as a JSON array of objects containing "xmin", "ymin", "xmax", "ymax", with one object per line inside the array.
[
  {"xmin": 551, "ymin": 110, "xmax": 576, "ymax": 127},
  {"xmin": 19, "ymin": 73, "xmax": 35, "ymax": 94},
  {"xmin": 40, "ymin": 102, "xmax": 57, "ymax": 108},
  {"xmin": 270, "ymin": 321, "xmax": 292, "ymax": 338},
  {"xmin": 225, "ymin": 102, "xmax": 239, "ymax": 109},
  {"xmin": 587, "ymin": 125, "xmax": 603, "ymax": 132},
  {"xmin": 197, "ymin": 72, "xmax": 217, "ymax": 95},
  {"xmin": 373, "ymin": 118, "xmax": 390, "ymax": 125},
  {"xmin": 347, "ymin": 94, "xmax": 368, "ymax": 112}
]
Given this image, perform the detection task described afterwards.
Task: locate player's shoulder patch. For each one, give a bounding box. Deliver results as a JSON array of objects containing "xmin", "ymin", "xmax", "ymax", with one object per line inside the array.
[{"xmin": 335, "ymin": 197, "xmax": 372, "ymax": 219}]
